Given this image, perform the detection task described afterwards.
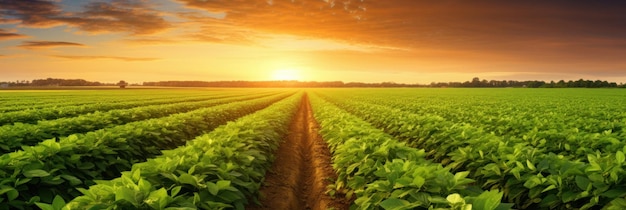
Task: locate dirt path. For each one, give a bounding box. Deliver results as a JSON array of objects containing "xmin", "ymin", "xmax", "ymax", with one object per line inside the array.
[{"xmin": 248, "ymin": 94, "xmax": 351, "ymax": 210}]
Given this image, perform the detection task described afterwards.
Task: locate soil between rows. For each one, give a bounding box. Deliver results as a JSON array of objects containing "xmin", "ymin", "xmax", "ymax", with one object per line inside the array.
[{"xmin": 247, "ymin": 94, "xmax": 351, "ymax": 210}]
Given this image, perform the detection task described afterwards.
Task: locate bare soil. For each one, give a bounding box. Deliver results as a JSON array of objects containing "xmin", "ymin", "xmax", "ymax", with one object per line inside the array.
[{"xmin": 248, "ymin": 94, "xmax": 351, "ymax": 210}]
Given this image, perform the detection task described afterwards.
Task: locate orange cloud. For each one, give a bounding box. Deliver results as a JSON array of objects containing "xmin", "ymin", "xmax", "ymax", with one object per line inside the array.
[
  {"xmin": 0, "ymin": 28, "xmax": 28, "ymax": 41},
  {"xmin": 0, "ymin": 0, "xmax": 63, "ymax": 27},
  {"xmin": 174, "ymin": 0, "xmax": 626, "ymax": 68},
  {"xmin": 122, "ymin": 38, "xmax": 178, "ymax": 45},
  {"xmin": 60, "ymin": 0, "xmax": 171, "ymax": 35},
  {"xmin": 51, "ymin": 55, "xmax": 160, "ymax": 62},
  {"xmin": 18, "ymin": 41, "xmax": 85, "ymax": 49},
  {"xmin": 1, "ymin": 0, "xmax": 170, "ymax": 35}
]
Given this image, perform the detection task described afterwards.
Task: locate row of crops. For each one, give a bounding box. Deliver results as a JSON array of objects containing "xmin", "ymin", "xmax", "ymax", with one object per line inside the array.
[
  {"xmin": 312, "ymin": 89, "xmax": 626, "ymax": 210},
  {"xmin": 0, "ymin": 89, "xmax": 300, "ymax": 209},
  {"xmin": 1, "ymin": 88, "xmax": 624, "ymax": 209}
]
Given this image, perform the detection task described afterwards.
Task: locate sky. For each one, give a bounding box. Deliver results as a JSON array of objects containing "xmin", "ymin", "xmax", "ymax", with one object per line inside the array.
[{"xmin": 1, "ymin": 0, "xmax": 626, "ymax": 84}]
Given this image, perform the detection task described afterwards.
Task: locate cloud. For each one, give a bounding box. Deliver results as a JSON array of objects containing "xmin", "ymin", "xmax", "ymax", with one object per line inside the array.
[
  {"xmin": 0, "ymin": 0, "xmax": 171, "ymax": 35},
  {"xmin": 52, "ymin": 55, "xmax": 160, "ymax": 61},
  {"xmin": 122, "ymin": 38, "xmax": 178, "ymax": 45},
  {"xmin": 0, "ymin": 28, "xmax": 28, "ymax": 41},
  {"xmin": 175, "ymin": 12, "xmax": 257, "ymax": 44},
  {"xmin": 174, "ymin": 0, "xmax": 626, "ymax": 61},
  {"xmin": 0, "ymin": 0, "xmax": 64, "ymax": 27},
  {"xmin": 18, "ymin": 41, "xmax": 85, "ymax": 49},
  {"xmin": 60, "ymin": 0, "xmax": 171, "ymax": 35}
]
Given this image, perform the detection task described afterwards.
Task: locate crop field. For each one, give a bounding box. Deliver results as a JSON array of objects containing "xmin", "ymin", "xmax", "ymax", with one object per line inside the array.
[{"xmin": 0, "ymin": 88, "xmax": 625, "ymax": 210}]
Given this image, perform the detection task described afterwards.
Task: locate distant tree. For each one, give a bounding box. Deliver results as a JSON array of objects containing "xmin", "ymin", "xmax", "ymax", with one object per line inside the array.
[
  {"xmin": 481, "ymin": 79, "xmax": 489, "ymax": 87},
  {"xmin": 541, "ymin": 80, "xmax": 556, "ymax": 88},
  {"xmin": 471, "ymin": 77, "xmax": 481, "ymax": 87},
  {"xmin": 117, "ymin": 80, "xmax": 128, "ymax": 88}
]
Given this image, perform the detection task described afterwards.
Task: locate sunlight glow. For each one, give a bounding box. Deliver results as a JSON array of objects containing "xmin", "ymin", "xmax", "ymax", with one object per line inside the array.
[{"xmin": 272, "ymin": 69, "xmax": 301, "ymax": 81}]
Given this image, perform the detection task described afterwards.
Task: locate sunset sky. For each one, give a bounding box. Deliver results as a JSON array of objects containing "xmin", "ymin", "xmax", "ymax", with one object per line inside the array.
[{"xmin": 1, "ymin": 0, "xmax": 626, "ymax": 84}]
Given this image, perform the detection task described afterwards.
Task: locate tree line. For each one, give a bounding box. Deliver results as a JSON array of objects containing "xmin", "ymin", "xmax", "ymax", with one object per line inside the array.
[
  {"xmin": 1, "ymin": 78, "xmax": 111, "ymax": 87},
  {"xmin": 143, "ymin": 78, "xmax": 625, "ymax": 88},
  {"xmin": 429, "ymin": 78, "xmax": 622, "ymax": 88},
  {"xmin": 1, "ymin": 77, "xmax": 625, "ymax": 88}
]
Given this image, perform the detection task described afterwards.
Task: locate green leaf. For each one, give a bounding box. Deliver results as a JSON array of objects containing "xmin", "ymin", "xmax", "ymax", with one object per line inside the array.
[
  {"xmin": 188, "ymin": 165, "xmax": 196, "ymax": 175},
  {"xmin": 616, "ymin": 151, "xmax": 625, "ymax": 164},
  {"xmin": 447, "ymin": 193, "xmax": 465, "ymax": 204},
  {"xmin": 146, "ymin": 188, "xmax": 168, "ymax": 209},
  {"xmin": 115, "ymin": 188, "xmax": 140, "ymax": 206},
  {"xmin": 471, "ymin": 190, "xmax": 503, "ymax": 210},
  {"xmin": 42, "ymin": 175, "xmax": 65, "ymax": 185},
  {"xmin": 207, "ymin": 182, "xmax": 219, "ymax": 196},
  {"xmin": 171, "ymin": 186, "xmax": 182, "ymax": 197},
  {"xmin": 0, "ymin": 186, "xmax": 14, "ymax": 195},
  {"xmin": 60, "ymin": 175, "xmax": 82, "ymax": 186},
  {"xmin": 23, "ymin": 169, "xmax": 51, "ymax": 178},
  {"xmin": 539, "ymin": 194, "xmax": 559, "ymax": 208},
  {"xmin": 413, "ymin": 176, "xmax": 425, "ymax": 188},
  {"xmin": 510, "ymin": 167, "xmax": 521, "ymax": 180},
  {"xmin": 215, "ymin": 190, "xmax": 243, "ymax": 203},
  {"xmin": 52, "ymin": 195, "xmax": 66, "ymax": 210},
  {"xmin": 7, "ymin": 189, "xmax": 18, "ymax": 201},
  {"xmin": 607, "ymin": 197, "xmax": 626, "ymax": 209},
  {"xmin": 526, "ymin": 160, "xmax": 536, "ymax": 171},
  {"xmin": 204, "ymin": 200, "xmax": 232, "ymax": 209},
  {"xmin": 0, "ymin": 186, "xmax": 19, "ymax": 201},
  {"xmin": 177, "ymin": 173, "xmax": 198, "ymax": 187},
  {"xmin": 575, "ymin": 176, "xmax": 590, "ymax": 191},
  {"xmin": 380, "ymin": 198, "xmax": 410, "ymax": 210},
  {"xmin": 78, "ymin": 162, "xmax": 95, "ymax": 170},
  {"xmin": 28, "ymin": 196, "xmax": 41, "ymax": 204},
  {"xmin": 34, "ymin": 203, "xmax": 55, "ymax": 210},
  {"xmin": 602, "ymin": 189, "xmax": 626, "ymax": 198},
  {"xmin": 454, "ymin": 171, "xmax": 470, "ymax": 181},
  {"xmin": 562, "ymin": 191, "xmax": 577, "ymax": 203},
  {"xmin": 523, "ymin": 176, "xmax": 541, "ymax": 189},
  {"xmin": 542, "ymin": 185, "xmax": 557, "ymax": 193},
  {"xmin": 216, "ymin": 180, "xmax": 231, "ymax": 190},
  {"xmin": 15, "ymin": 178, "xmax": 32, "ymax": 186},
  {"xmin": 132, "ymin": 168, "xmax": 142, "ymax": 182},
  {"xmin": 138, "ymin": 179, "xmax": 152, "ymax": 193}
]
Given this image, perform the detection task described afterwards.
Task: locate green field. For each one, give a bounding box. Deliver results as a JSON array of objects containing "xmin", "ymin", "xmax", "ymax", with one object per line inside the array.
[{"xmin": 1, "ymin": 88, "xmax": 625, "ymax": 210}]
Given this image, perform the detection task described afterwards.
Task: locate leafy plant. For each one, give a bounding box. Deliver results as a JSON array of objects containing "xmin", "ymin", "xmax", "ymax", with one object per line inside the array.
[
  {"xmin": 0, "ymin": 92, "xmax": 294, "ymax": 209},
  {"xmin": 309, "ymin": 94, "xmax": 509, "ymax": 210},
  {"xmin": 63, "ymin": 93, "xmax": 302, "ymax": 209},
  {"xmin": 0, "ymin": 92, "xmax": 280, "ymax": 152}
]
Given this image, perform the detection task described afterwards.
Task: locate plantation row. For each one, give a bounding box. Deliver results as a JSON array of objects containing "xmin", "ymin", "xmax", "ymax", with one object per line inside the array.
[
  {"xmin": 344, "ymin": 89, "xmax": 626, "ymax": 157},
  {"xmin": 0, "ymin": 93, "xmax": 198, "ymax": 113},
  {"xmin": 0, "ymin": 91, "xmax": 281, "ymax": 153},
  {"xmin": 309, "ymin": 94, "xmax": 509, "ymax": 210},
  {"xmin": 314, "ymin": 89, "xmax": 626, "ymax": 209},
  {"xmin": 0, "ymin": 90, "xmax": 276, "ymax": 125},
  {"xmin": 0, "ymin": 89, "xmax": 243, "ymax": 112},
  {"xmin": 64, "ymin": 93, "xmax": 303, "ymax": 209},
  {"xmin": 0, "ymin": 90, "xmax": 295, "ymax": 209}
]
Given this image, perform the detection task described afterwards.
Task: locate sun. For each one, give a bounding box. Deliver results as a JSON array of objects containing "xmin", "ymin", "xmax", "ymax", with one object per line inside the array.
[{"xmin": 271, "ymin": 69, "xmax": 301, "ymax": 81}]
